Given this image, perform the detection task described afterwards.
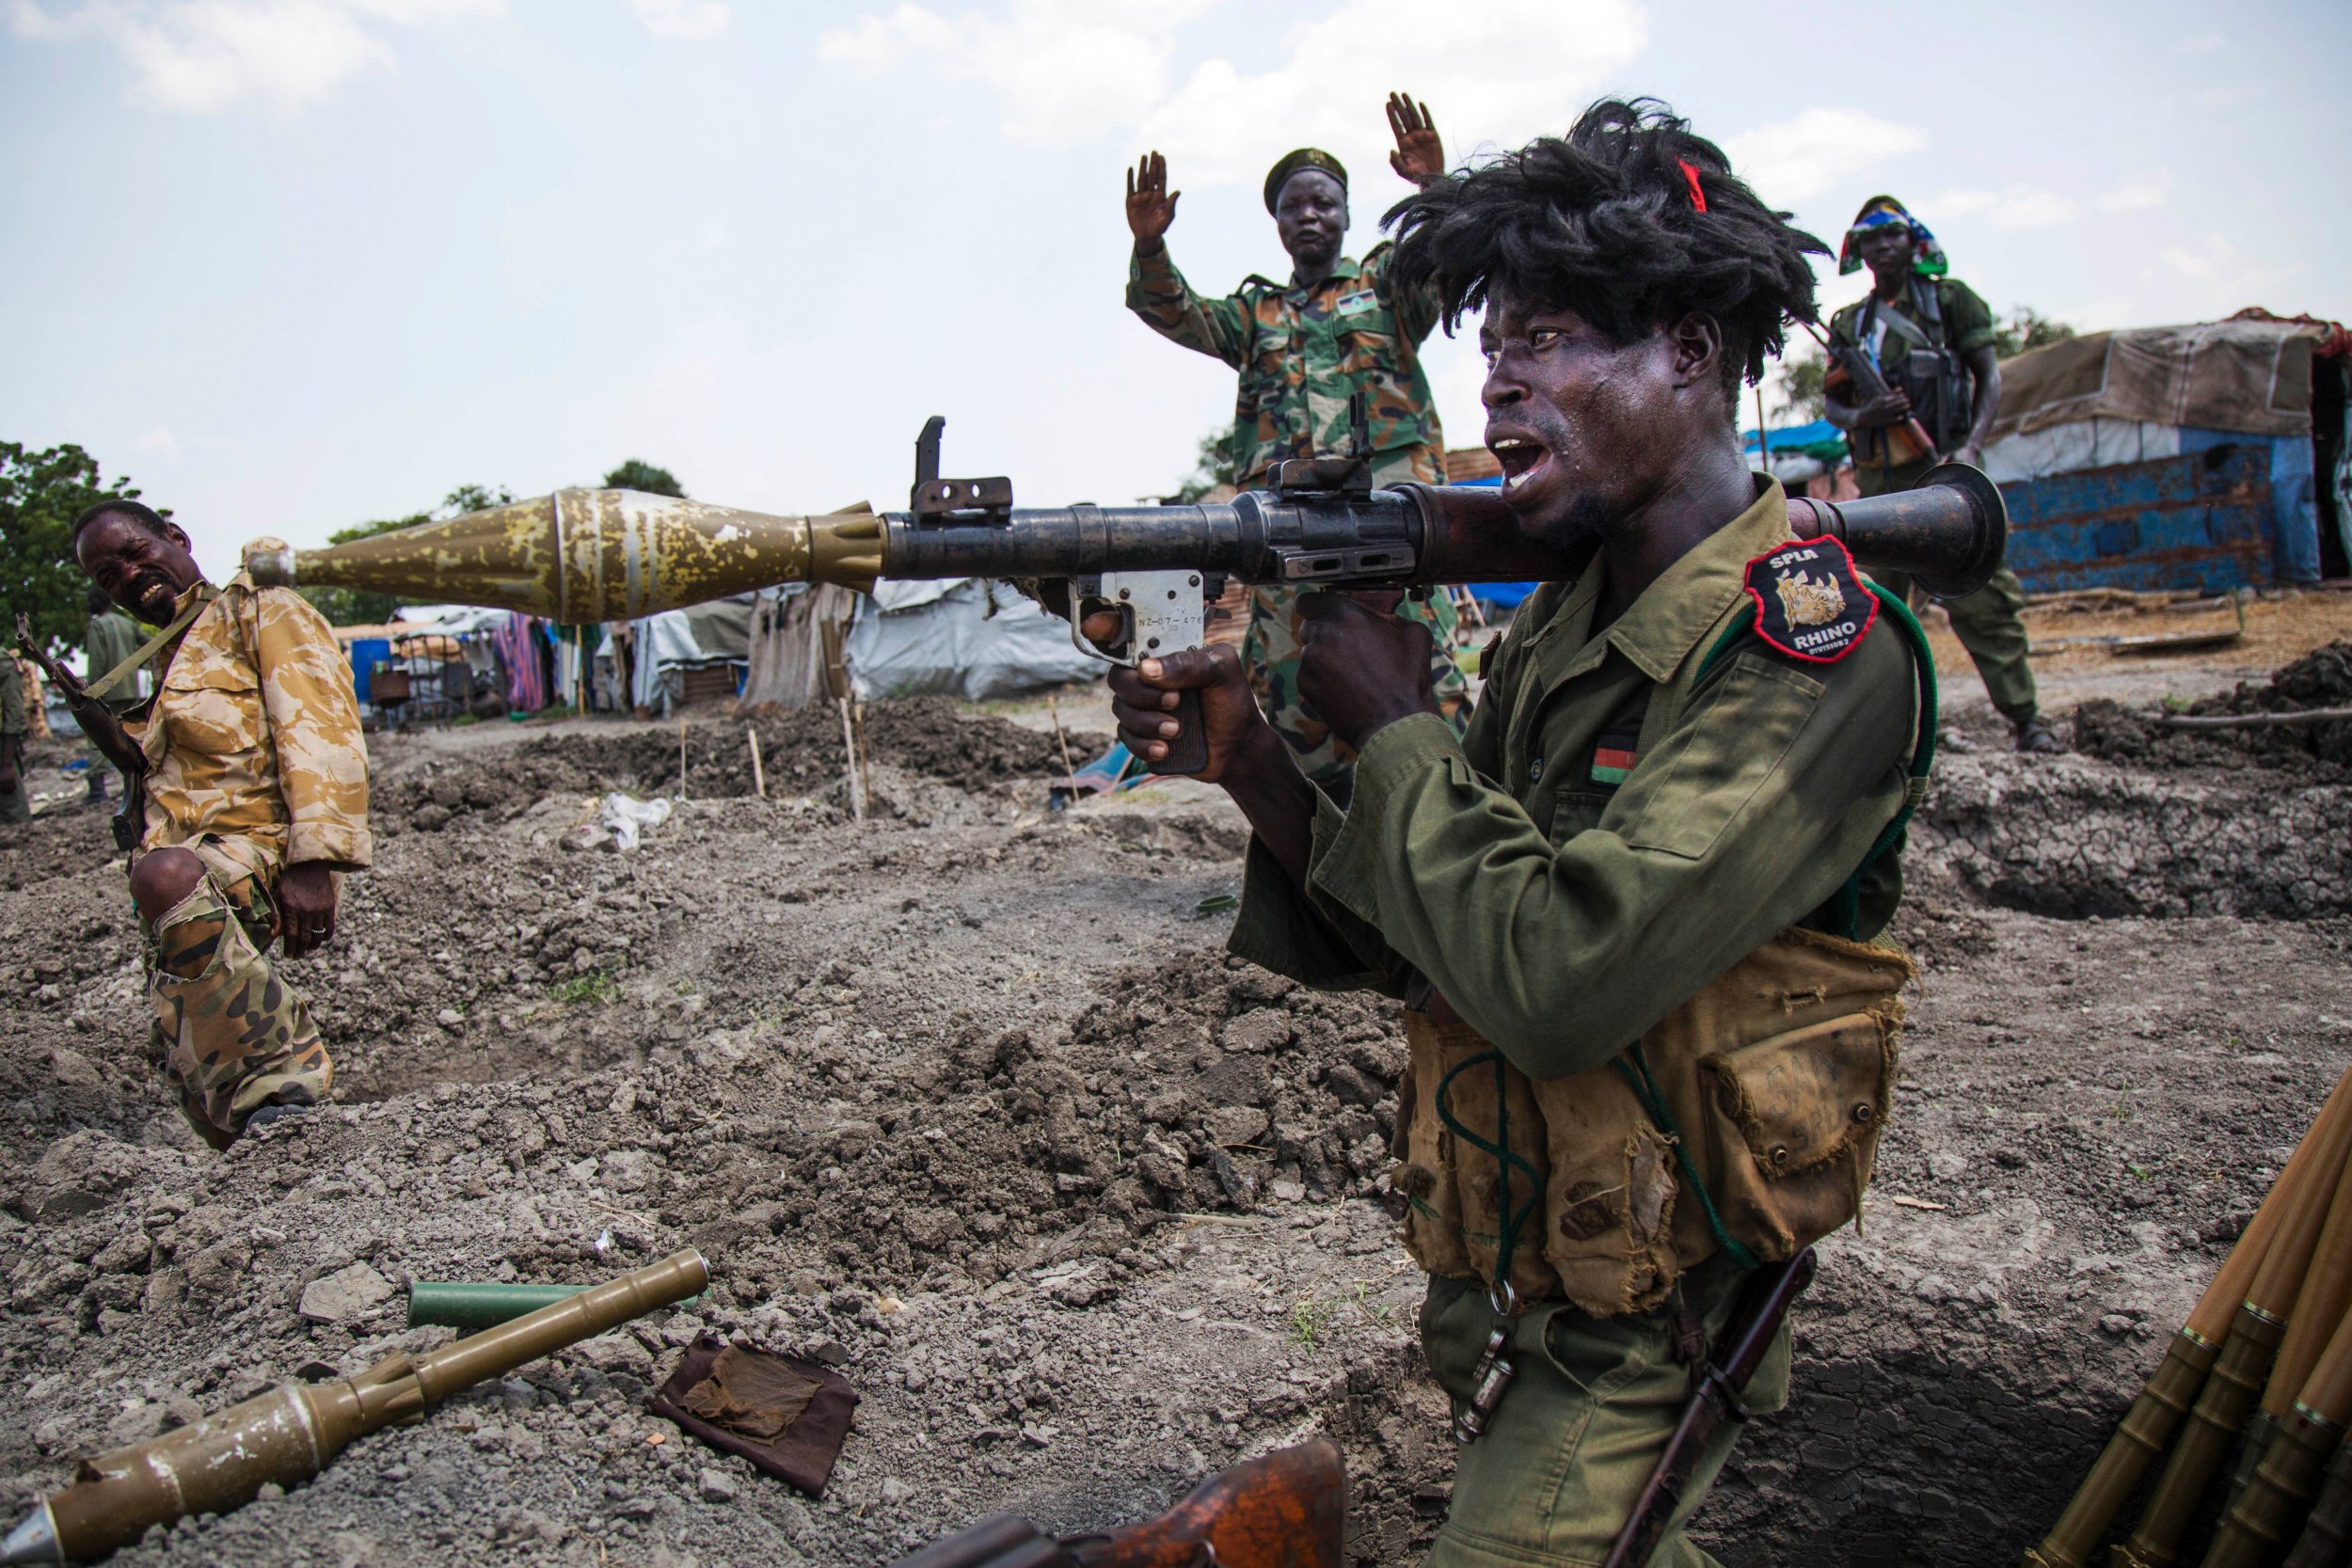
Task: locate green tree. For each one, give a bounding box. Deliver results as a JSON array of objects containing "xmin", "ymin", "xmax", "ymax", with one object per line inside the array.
[
  {"xmin": 1167, "ymin": 425, "xmax": 1238, "ymax": 503},
  {"xmin": 0, "ymin": 441, "xmax": 156, "ymax": 658},
  {"xmin": 601, "ymin": 459, "xmax": 686, "ymax": 498},
  {"xmin": 1992, "ymin": 307, "xmax": 2077, "ymax": 361},
  {"xmin": 1774, "ymin": 354, "xmax": 1828, "ymax": 422},
  {"xmin": 300, "ymin": 483, "xmax": 515, "ymax": 626}
]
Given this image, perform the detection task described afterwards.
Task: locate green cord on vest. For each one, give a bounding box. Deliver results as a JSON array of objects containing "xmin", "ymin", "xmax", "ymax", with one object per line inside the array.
[
  {"xmin": 1613, "ymin": 1043, "xmax": 1760, "ymax": 1273},
  {"xmin": 1434, "ymin": 1048, "xmax": 1541, "ymax": 1294}
]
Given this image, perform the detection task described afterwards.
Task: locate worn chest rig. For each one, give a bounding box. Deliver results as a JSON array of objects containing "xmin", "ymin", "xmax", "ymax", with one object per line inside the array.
[{"xmin": 1389, "ymin": 534, "xmax": 1937, "ymax": 1337}]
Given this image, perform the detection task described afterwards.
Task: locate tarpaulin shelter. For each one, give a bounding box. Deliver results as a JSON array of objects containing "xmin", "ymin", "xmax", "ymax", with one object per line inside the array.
[
  {"xmin": 845, "ymin": 578, "xmax": 1103, "ymax": 702},
  {"xmin": 738, "ymin": 584, "xmax": 860, "ymax": 711},
  {"xmin": 1979, "ymin": 311, "xmax": 2349, "ymax": 590},
  {"xmin": 628, "ymin": 595, "xmax": 755, "ymax": 716}
]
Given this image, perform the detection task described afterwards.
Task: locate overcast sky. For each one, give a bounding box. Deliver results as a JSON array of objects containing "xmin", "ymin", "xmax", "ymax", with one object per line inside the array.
[{"xmin": 4, "ymin": 0, "xmax": 2345, "ymax": 577}]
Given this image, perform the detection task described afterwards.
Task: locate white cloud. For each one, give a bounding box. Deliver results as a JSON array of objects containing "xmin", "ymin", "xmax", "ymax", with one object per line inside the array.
[
  {"xmin": 2152, "ymin": 233, "xmax": 2291, "ymax": 317},
  {"xmin": 1722, "ymin": 107, "xmax": 1925, "ymax": 205},
  {"xmin": 1927, "ymin": 184, "xmax": 2074, "ymax": 230},
  {"xmin": 819, "ymin": 0, "xmax": 1217, "ymax": 150},
  {"xmin": 629, "ymin": 0, "xmax": 726, "ymax": 40},
  {"xmin": 2174, "ymin": 31, "xmax": 2223, "ymax": 54},
  {"xmin": 817, "ymin": 0, "xmax": 1645, "ymax": 182},
  {"xmin": 8, "ymin": 0, "xmax": 499, "ymax": 113},
  {"xmin": 135, "ymin": 426, "xmax": 180, "ymax": 458},
  {"xmin": 2096, "ymin": 168, "xmax": 2171, "ymax": 214}
]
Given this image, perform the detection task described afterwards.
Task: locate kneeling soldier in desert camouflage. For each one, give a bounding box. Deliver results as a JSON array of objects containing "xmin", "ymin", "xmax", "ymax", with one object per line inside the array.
[{"xmin": 42, "ymin": 499, "xmax": 371, "ymax": 1148}]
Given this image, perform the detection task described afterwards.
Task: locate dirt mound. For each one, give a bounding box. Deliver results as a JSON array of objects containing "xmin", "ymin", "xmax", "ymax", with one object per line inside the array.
[
  {"xmin": 2074, "ymin": 640, "xmax": 2352, "ymax": 782},
  {"xmin": 374, "ymin": 698, "xmax": 1105, "ymax": 832}
]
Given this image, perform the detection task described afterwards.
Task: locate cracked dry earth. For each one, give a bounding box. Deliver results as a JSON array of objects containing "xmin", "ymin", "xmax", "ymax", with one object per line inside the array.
[{"xmin": 1, "ymin": 677, "xmax": 2348, "ymax": 1568}]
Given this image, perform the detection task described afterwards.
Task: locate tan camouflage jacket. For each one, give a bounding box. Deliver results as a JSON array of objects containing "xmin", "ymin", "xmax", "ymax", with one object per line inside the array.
[
  {"xmin": 1126, "ymin": 241, "xmax": 1444, "ymax": 486},
  {"xmin": 130, "ymin": 574, "xmax": 372, "ymax": 885}
]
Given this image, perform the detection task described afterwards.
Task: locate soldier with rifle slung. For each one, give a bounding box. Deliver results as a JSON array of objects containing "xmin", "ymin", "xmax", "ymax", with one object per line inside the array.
[
  {"xmin": 1123, "ymin": 92, "xmax": 1469, "ymax": 795},
  {"xmin": 1822, "ymin": 194, "xmax": 2059, "ymax": 753},
  {"xmin": 1096, "ymin": 100, "xmax": 1931, "ymax": 1564},
  {"xmin": 16, "ymin": 499, "xmax": 370, "ymax": 1148}
]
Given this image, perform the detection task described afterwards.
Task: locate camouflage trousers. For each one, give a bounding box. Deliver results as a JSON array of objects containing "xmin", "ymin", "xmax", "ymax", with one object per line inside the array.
[
  {"xmin": 143, "ymin": 867, "xmax": 331, "ymax": 1149},
  {"xmin": 1246, "ymin": 586, "xmax": 1470, "ymax": 789}
]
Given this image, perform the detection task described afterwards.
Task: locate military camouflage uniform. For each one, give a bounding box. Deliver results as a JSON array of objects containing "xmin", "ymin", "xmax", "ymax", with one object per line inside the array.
[
  {"xmin": 0, "ymin": 656, "xmax": 29, "ymax": 825},
  {"xmin": 127, "ymin": 575, "xmax": 371, "ymax": 1147},
  {"xmin": 1127, "ymin": 241, "xmax": 1468, "ymax": 787}
]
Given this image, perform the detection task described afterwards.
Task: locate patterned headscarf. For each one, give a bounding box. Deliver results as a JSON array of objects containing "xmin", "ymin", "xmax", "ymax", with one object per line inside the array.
[{"xmin": 1838, "ymin": 195, "xmax": 1947, "ymax": 277}]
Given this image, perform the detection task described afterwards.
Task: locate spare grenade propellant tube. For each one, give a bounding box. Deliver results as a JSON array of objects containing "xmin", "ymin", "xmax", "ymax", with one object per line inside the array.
[
  {"xmin": 2115, "ymin": 1075, "xmax": 2352, "ymax": 1568},
  {"xmin": 2024, "ymin": 1069, "xmax": 2346, "ymax": 1568},
  {"xmin": 2215, "ymin": 1148, "xmax": 2352, "ymax": 1541},
  {"xmin": 2204, "ymin": 1305, "xmax": 2352, "ymax": 1568},
  {"xmin": 2282, "ymin": 1439, "xmax": 2352, "ymax": 1568},
  {"xmin": 0, "ymin": 1249, "xmax": 707, "ymax": 1564},
  {"xmin": 406, "ymin": 1279, "xmax": 704, "ymax": 1332}
]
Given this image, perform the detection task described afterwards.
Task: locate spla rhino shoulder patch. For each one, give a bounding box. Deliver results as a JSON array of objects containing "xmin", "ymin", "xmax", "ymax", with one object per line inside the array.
[{"xmin": 1741, "ymin": 535, "xmax": 1877, "ymax": 663}]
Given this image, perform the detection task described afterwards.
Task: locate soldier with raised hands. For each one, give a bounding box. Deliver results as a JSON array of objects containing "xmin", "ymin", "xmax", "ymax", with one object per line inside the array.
[
  {"xmin": 1123, "ymin": 91, "xmax": 1467, "ymax": 797},
  {"xmin": 27, "ymin": 499, "xmax": 371, "ymax": 1148},
  {"xmin": 1097, "ymin": 100, "xmax": 1931, "ymax": 1564}
]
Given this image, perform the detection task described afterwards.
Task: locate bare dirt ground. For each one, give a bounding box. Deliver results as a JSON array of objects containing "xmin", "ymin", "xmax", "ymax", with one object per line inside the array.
[{"xmin": 2, "ymin": 609, "xmax": 2349, "ymax": 1567}]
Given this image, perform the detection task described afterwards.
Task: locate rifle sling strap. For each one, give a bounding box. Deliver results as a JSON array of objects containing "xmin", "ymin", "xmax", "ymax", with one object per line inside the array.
[{"xmin": 84, "ymin": 586, "xmax": 215, "ymax": 702}]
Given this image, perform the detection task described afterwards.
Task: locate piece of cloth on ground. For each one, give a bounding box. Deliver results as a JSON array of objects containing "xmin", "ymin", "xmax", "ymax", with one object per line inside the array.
[
  {"xmin": 653, "ymin": 1336, "xmax": 859, "ymax": 1497},
  {"xmin": 1418, "ymin": 1266, "xmax": 1790, "ymax": 1568},
  {"xmin": 144, "ymin": 863, "xmax": 330, "ymax": 1149}
]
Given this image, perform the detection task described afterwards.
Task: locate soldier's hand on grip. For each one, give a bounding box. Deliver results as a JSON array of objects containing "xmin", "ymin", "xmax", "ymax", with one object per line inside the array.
[
  {"xmin": 1125, "ymin": 150, "xmax": 1179, "ymax": 248},
  {"xmin": 1296, "ymin": 590, "xmax": 1438, "ymax": 753},
  {"xmin": 1087, "ymin": 614, "xmax": 1266, "ymax": 784}
]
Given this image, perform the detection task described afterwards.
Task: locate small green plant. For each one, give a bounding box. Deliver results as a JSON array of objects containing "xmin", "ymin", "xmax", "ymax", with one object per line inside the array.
[
  {"xmin": 1289, "ymin": 1295, "xmax": 1335, "ymax": 1349},
  {"xmin": 2111, "ymin": 1089, "xmax": 2133, "ymax": 1122},
  {"xmin": 551, "ymin": 969, "xmax": 618, "ymax": 1006},
  {"xmin": 2128, "ymin": 1163, "xmax": 2152, "ymax": 1180}
]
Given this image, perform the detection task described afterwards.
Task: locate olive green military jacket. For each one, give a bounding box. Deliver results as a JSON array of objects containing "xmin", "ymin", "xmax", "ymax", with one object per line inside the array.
[
  {"xmin": 1125, "ymin": 241, "xmax": 1445, "ymax": 486},
  {"xmin": 1228, "ymin": 482, "xmax": 1923, "ymax": 1081}
]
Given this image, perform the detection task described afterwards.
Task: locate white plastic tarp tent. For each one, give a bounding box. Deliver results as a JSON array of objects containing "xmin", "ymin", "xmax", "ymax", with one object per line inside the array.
[{"xmin": 847, "ymin": 578, "xmax": 1102, "ymax": 702}]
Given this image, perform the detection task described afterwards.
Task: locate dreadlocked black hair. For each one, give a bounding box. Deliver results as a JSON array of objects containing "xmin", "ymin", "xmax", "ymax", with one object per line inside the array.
[
  {"xmin": 1386, "ymin": 99, "xmax": 1826, "ymax": 410},
  {"xmin": 71, "ymin": 498, "xmax": 171, "ymax": 542}
]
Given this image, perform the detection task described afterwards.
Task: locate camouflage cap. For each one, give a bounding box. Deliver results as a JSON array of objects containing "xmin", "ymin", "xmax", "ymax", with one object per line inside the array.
[{"xmin": 1263, "ymin": 148, "xmax": 1347, "ymax": 214}]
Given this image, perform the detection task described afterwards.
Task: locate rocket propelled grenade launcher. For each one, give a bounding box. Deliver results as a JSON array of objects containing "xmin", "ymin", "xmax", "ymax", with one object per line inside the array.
[
  {"xmin": 1, "ymin": 1249, "xmax": 707, "ymax": 1565},
  {"xmin": 246, "ymin": 413, "xmax": 2008, "ymax": 748}
]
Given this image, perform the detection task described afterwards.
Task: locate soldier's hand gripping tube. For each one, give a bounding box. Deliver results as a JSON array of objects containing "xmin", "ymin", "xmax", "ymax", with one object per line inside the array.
[
  {"xmin": 2, "ymin": 1249, "xmax": 707, "ymax": 1565},
  {"xmin": 1600, "ymin": 1248, "xmax": 1819, "ymax": 1568}
]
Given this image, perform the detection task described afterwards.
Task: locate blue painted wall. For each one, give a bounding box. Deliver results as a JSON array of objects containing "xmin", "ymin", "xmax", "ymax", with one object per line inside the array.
[{"xmin": 1997, "ymin": 444, "xmax": 2274, "ymax": 594}]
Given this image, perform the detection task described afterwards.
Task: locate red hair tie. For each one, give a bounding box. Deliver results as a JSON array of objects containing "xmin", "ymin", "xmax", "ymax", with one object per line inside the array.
[{"xmin": 1677, "ymin": 158, "xmax": 1707, "ymax": 213}]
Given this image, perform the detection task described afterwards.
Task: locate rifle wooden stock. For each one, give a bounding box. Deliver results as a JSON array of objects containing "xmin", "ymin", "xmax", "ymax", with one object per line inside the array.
[
  {"xmin": 1602, "ymin": 1249, "xmax": 1819, "ymax": 1568},
  {"xmin": 886, "ymin": 1441, "xmax": 1345, "ymax": 1568}
]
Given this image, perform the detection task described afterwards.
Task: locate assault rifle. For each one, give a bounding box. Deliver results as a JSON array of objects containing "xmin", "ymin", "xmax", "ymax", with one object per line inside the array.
[{"xmin": 1804, "ymin": 320, "xmax": 1940, "ymax": 467}]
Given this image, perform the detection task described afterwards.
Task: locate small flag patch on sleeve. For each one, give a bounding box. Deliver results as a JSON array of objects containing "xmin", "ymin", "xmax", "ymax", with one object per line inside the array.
[{"xmin": 1590, "ymin": 732, "xmax": 1639, "ymax": 786}]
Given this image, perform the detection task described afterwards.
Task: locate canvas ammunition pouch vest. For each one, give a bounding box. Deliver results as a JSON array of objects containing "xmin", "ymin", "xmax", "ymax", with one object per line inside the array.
[
  {"xmin": 1393, "ymin": 928, "xmax": 1914, "ymax": 1318},
  {"xmin": 1856, "ymin": 281, "xmax": 1974, "ymax": 461},
  {"xmin": 1388, "ymin": 535, "xmax": 1935, "ymax": 1318}
]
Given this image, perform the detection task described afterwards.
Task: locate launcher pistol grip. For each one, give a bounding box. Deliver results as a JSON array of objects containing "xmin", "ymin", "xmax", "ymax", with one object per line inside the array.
[{"xmin": 1069, "ymin": 569, "xmax": 1210, "ymax": 774}]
